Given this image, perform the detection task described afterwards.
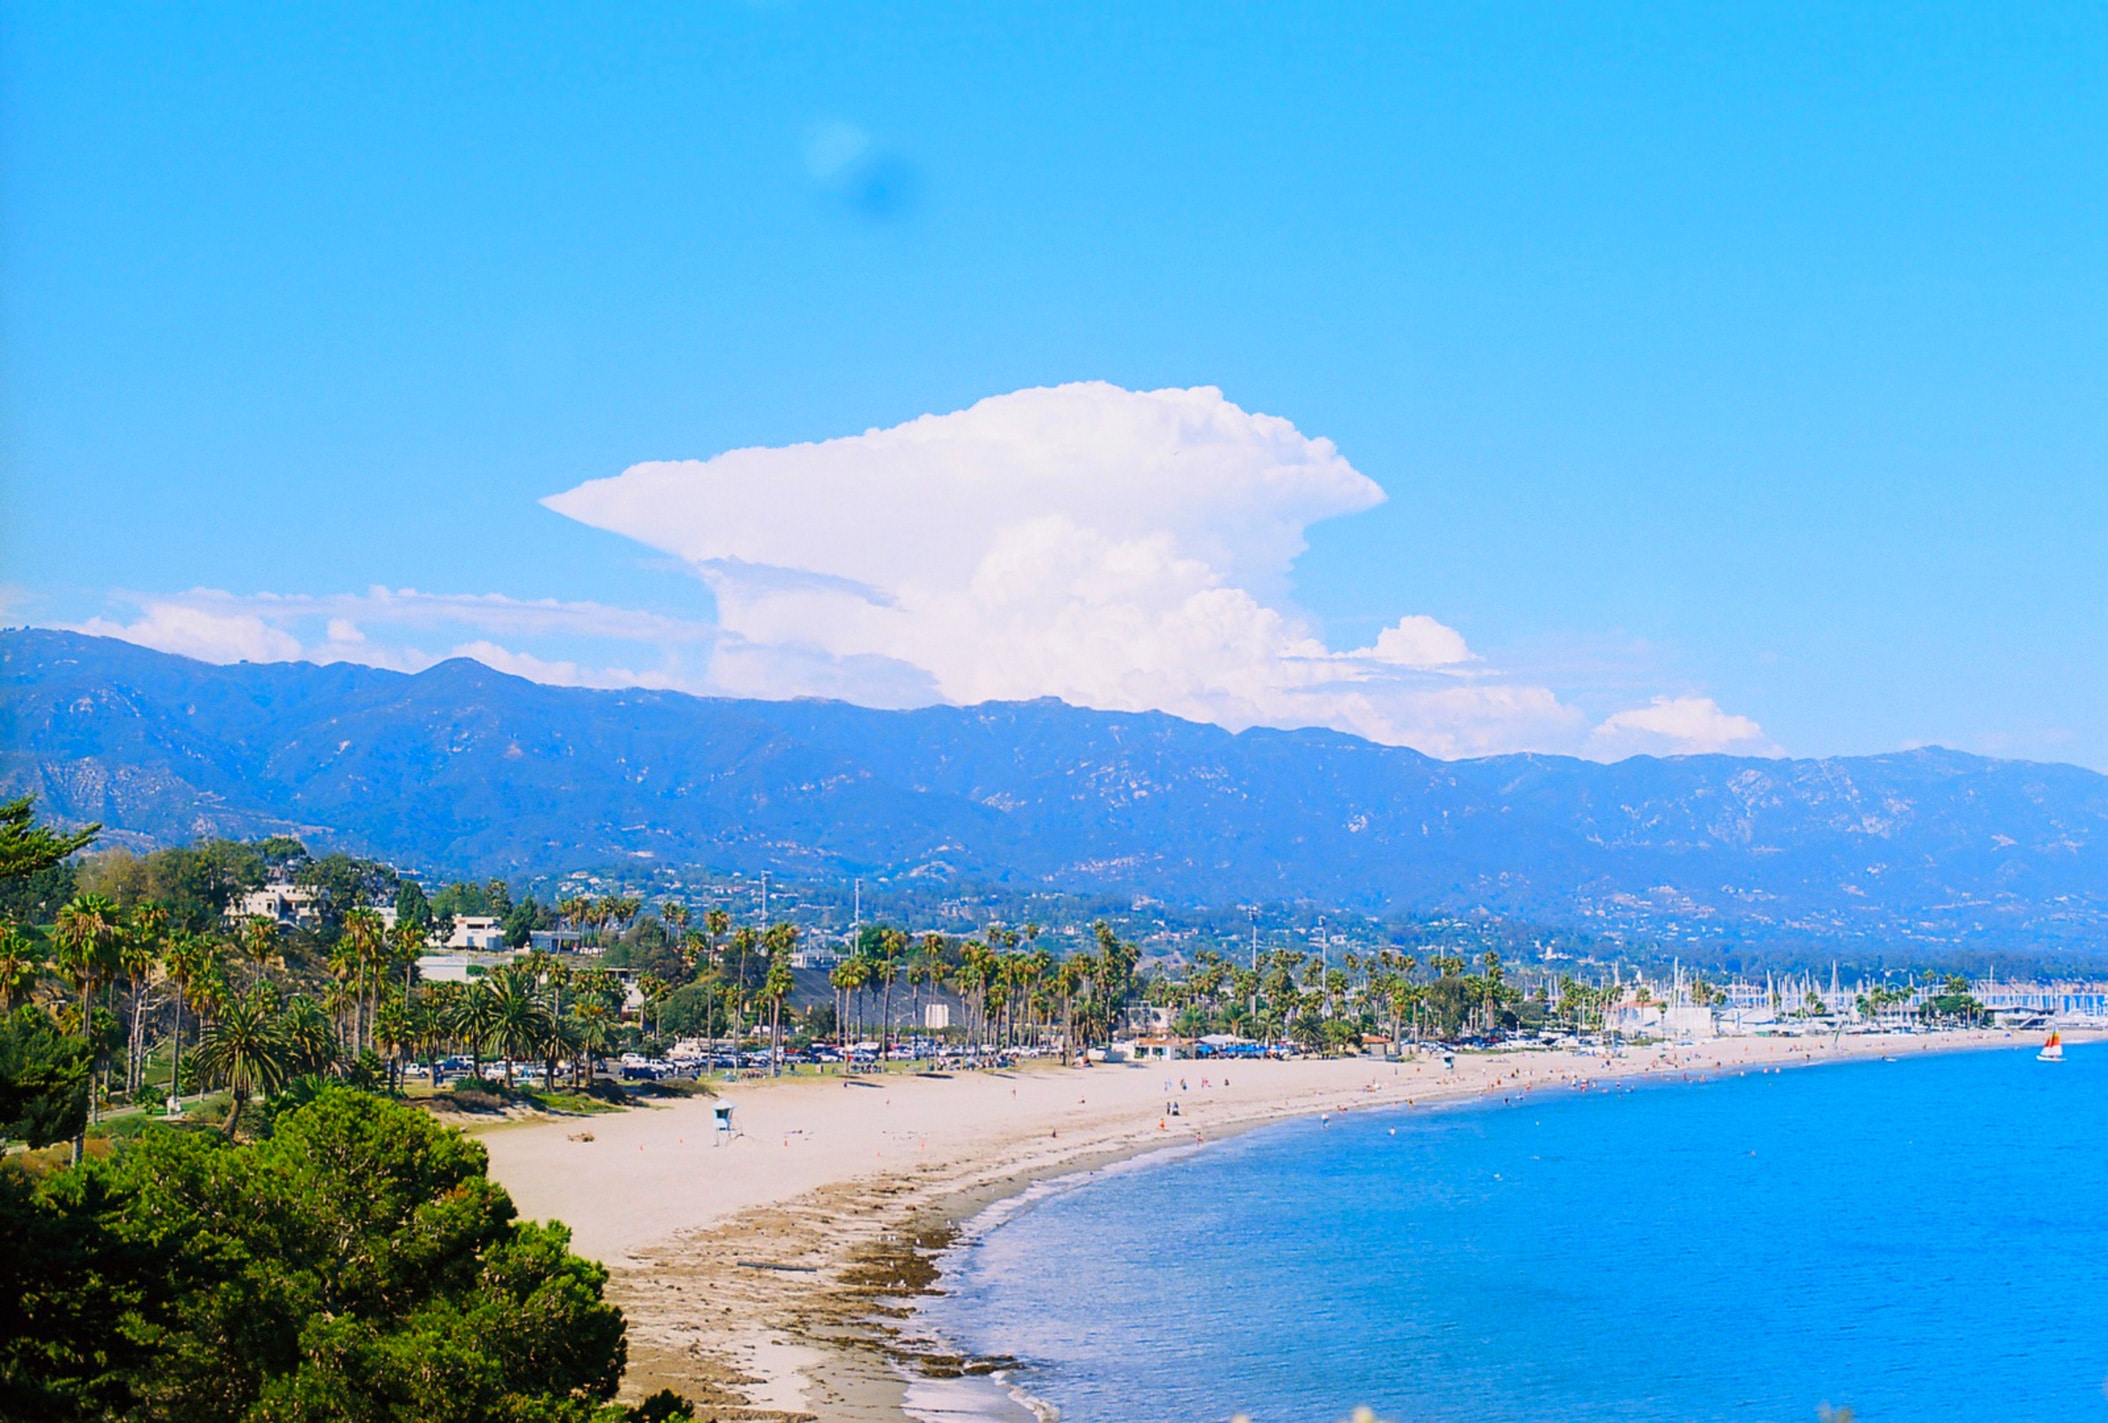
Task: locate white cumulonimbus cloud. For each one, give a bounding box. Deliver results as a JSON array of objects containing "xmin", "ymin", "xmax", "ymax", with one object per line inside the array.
[
  {"xmin": 543, "ymin": 381, "xmax": 1750, "ymax": 757},
  {"xmin": 63, "ymin": 384, "xmax": 1773, "ymax": 760}
]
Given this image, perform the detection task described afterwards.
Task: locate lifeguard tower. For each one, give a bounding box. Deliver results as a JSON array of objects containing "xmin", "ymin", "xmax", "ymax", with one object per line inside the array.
[{"xmin": 711, "ymin": 1100, "xmax": 739, "ymax": 1145}]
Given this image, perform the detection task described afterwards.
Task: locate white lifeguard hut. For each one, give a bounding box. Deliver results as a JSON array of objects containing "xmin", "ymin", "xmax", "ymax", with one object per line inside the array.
[{"xmin": 711, "ymin": 1100, "xmax": 739, "ymax": 1145}]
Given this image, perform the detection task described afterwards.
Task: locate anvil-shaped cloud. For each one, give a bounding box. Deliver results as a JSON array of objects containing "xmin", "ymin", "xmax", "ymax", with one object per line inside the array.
[{"xmin": 545, "ymin": 382, "xmax": 1622, "ymax": 756}]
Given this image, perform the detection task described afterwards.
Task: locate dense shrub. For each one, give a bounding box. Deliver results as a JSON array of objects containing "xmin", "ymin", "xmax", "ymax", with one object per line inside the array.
[{"xmin": 0, "ymin": 1086, "xmax": 668, "ymax": 1422}]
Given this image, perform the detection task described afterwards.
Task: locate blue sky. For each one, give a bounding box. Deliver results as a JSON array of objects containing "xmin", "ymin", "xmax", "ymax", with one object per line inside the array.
[{"xmin": 4, "ymin": 4, "xmax": 2103, "ymax": 763}]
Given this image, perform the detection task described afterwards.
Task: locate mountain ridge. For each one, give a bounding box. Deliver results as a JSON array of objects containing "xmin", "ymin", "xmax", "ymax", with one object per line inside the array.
[{"xmin": 5, "ymin": 628, "xmax": 2105, "ymax": 951}]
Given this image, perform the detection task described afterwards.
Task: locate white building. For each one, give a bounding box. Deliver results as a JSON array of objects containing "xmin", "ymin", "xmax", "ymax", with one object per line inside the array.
[
  {"xmin": 446, "ymin": 916, "xmax": 508, "ymax": 951},
  {"xmin": 228, "ymin": 883, "xmax": 322, "ymax": 928},
  {"xmin": 227, "ymin": 883, "xmax": 398, "ymax": 931}
]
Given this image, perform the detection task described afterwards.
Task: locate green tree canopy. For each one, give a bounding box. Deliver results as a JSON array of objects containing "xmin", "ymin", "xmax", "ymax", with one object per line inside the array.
[
  {"xmin": 0, "ymin": 1005, "xmax": 91, "ymax": 1148},
  {"xmin": 502, "ymin": 895, "xmax": 546, "ymax": 949},
  {"xmin": 394, "ymin": 878, "xmax": 434, "ymax": 933},
  {"xmin": 1, "ymin": 1088, "xmax": 638, "ymax": 1422},
  {"xmin": 298, "ymin": 854, "xmax": 401, "ymax": 932},
  {"xmin": 0, "ymin": 796, "xmax": 99, "ymax": 885}
]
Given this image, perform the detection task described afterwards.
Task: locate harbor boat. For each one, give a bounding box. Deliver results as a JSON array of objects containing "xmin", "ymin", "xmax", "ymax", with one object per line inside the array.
[{"xmin": 2038, "ymin": 1031, "xmax": 2064, "ymax": 1062}]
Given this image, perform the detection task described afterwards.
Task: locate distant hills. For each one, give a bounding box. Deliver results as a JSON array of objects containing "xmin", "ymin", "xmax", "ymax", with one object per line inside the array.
[{"xmin": 5, "ymin": 628, "xmax": 2107, "ymax": 952}]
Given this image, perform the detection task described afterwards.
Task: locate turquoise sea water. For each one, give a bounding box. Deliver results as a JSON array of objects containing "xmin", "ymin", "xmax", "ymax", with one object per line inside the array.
[{"xmin": 924, "ymin": 1044, "xmax": 2108, "ymax": 1423}]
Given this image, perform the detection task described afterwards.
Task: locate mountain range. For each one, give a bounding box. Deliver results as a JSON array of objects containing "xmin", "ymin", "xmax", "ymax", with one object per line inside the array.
[{"xmin": 5, "ymin": 628, "xmax": 2106, "ymax": 952}]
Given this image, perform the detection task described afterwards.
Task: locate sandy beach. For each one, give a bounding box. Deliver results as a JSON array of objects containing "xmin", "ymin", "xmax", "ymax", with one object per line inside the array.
[{"xmin": 480, "ymin": 1030, "xmax": 2021, "ymax": 1421}]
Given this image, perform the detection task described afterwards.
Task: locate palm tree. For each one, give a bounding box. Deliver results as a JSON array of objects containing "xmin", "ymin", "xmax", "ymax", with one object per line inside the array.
[
  {"xmin": 729, "ymin": 925, "xmax": 757, "ymax": 1005},
  {"xmin": 0, "ymin": 927, "xmax": 43, "ymax": 1012},
  {"xmin": 326, "ymin": 938, "xmax": 361, "ymax": 1052},
  {"xmin": 373, "ymin": 995, "xmax": 413, "ymax": 1092},
  {"xmin": 338, "ymin": 909, "xmax": 389, "ymax": 1053},
  {"xmin": 661, "ymin": 901, "xmax": 688, "ymax": 935},
  {"xmin": 448, "ymin": 978, "xmax": 505, "ymax": 1082},
  {"xmin": 485, "ymin": 968, "xmax": 554, "ymax": 1088},
  {"xmin": 761, "ymin": 925, "xmax": 796, "ymax": 1075},
  {"xmin": 53, "ymin": 892, "xmax": 122, "ymax": 1151},
  {"xmin": 53, "ymin": 893, "xmax": 121, "ymax": 1039},
  {"xmin": 242, "ymin": 915, "xmax": 280, "ymax": 985},
  {"xmin": 538, "ymin": 1003, "xmax": 580, "ymax": 1091},
  {"xmin": 121, "ymin": 904, "xmax": 167, "ymax": 1097},
  {"xmin": 830, "ymin": 957, "xmax": 868, "ymax": 1048},
  {"xmin": 1056, "ymin": 956, "xmax": 1088, "ymax": 1062},
  {"xmin": 390, "ymin": 920, "xmax": 427, "ymax": 1000},
  {"xmin": 691, "ymin": 929, "xmax": 722, "ymax": 980},
  {"xmin": 874, "ymin": 928, "xmax": 905, "ymax": 1059},
  {"xmin": 637, "ymin": 973, "xmax": 670, "ymax": 1040},
  {"xmin": 413, "ymin": 984, "xmax": 456, "ymax": 1078},
  {"xmin": 278, "ymin": 994, "xmax": 340, "ymax": 1077},
  {"xmin": 570, "ymin": 1001, "xmax": 612, "ymax": 1087},
  {"xmin": 194, "ymin": 986, "xmax": 292, "ymax": 1137}
]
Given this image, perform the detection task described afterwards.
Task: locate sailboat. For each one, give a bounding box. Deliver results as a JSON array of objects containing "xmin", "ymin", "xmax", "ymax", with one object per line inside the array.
[{"xmin": 2038, "ymin": 1031, "xmax": 2064, "ymax": 1062}]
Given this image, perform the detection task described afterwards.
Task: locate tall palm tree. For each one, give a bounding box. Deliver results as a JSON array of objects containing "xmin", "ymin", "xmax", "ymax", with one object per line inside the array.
[
  {"xmin": 390, "ymin": 920, "xmax": 427, "ymax": 1000},
  {"xmin": 661, "ymin": 901, "xmax": 688, "ymax": 935},
  {"xmin": 242, "ymin": 915, "xmax": 280, "ymax": 986},
  {"xmin": 874, "ymin": 929, "xmax": 905, "ymax": 1060},
  {"xmin": 761, "ymin": 925, "xmax": 796, "ymax": 1075},
  {"xmin": 729, "ymin": 925, "xmax": 757, "ymax": 1005},
  {"xmin": 339, "ymin": 909, "xmax": 388, "ymax": 1054},
  {"xmin": 680, "ymin": 929, "xmax": 709, "ymax": 977},
  {"xmin": 1056, "ymin": 956, "xmax": 1088, "ymax": 1062},
  {"xmin": 373, "ymin": 995, "xmax": 413, "ymax": 1093},
  {"xmin": 637, "ymin": 973, "xmax": 669, "ymax": 1040},
  {"xmin": 121, "ymin": 904, "xmax": 167, "ymax": 1097},
  {"xmin": 326, "ymin": 939, "xmax": 361, "ymax": 1052},
  {"xmin": 194, "ymin": 986, "xmax": 292, "ymax": 1137},
  {"xmin": 830, "ymin": 957, "xmax": 869, "ymax": 1047},
  {"xmin": 570, "ymin": 1001, "xmax": 612, "ymax": 1087},
  {"xmin": 53, "ymin": 893, "xmax": 121, "ymax": 1039},
  {"xmin": 53, "ymin": 892, "xmax": 122, "ymax": 1151}
]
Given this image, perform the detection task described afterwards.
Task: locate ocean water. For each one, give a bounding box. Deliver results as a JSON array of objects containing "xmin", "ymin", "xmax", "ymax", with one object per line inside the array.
[{"xmin": 922, "ymin": 1044, "xmax": 2108, "ymax": 1423}]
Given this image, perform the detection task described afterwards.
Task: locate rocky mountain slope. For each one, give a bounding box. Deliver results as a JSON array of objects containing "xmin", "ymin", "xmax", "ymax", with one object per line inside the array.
[{"xmin": 6, "ymin": 629, "xmax": 2105, "ymax": 950}]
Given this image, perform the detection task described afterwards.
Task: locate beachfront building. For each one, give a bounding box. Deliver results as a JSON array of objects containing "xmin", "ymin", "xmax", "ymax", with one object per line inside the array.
[
  {"xmin": 1608, "ymin": 1001, "xmax": 1718, "ymax": 1039},
  {"xmin": 527, "ymin": 928, "xmax": 585, "ymax": 954},
  {"xmin": 1977, "ymin": 980, "xmax": 2108, "ymax": 1026}
]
